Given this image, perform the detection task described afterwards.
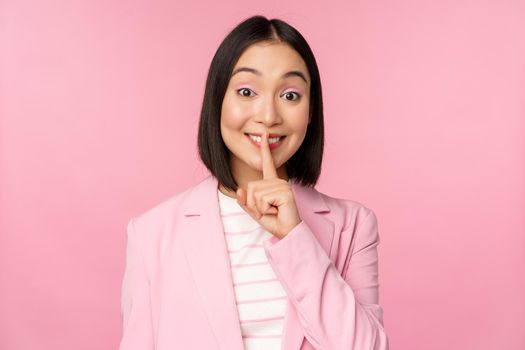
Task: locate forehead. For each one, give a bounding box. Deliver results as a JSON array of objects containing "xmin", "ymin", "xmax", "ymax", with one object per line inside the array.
[{"xmin": 233, "ymin": 42, "xmax": 310, "ymax": 81}]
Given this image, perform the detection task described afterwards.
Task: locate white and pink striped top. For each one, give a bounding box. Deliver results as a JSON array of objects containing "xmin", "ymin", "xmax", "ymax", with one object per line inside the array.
[{"xmin": 217, "ymin": 188, "xmax": 287, "ymax": 350}]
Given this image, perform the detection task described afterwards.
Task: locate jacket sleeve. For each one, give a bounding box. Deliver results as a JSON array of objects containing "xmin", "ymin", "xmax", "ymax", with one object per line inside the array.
[
  {"xmin": 119, "ymin": 218, "xmax": 155, "ymax": 350},
  {"xmin": 263, "ymin": 209, "xmax": 389, "ymax": 350}
]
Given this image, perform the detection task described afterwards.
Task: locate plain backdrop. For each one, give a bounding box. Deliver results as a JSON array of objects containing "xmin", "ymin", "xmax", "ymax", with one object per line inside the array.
[{"xmin": 1, "ymin": 0, "xmax": 524, "ymax": 349}]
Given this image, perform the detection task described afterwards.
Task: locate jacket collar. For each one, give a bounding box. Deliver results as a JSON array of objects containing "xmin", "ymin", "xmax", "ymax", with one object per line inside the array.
[{"xmin": 178, "ymin": 174, "xmax": 334, "ymax": 350}]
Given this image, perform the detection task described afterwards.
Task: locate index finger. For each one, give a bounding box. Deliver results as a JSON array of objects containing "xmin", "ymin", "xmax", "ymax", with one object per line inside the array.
[{"xmin": 260, "ymin": 132, "xmax": 278, "ymax": 179}]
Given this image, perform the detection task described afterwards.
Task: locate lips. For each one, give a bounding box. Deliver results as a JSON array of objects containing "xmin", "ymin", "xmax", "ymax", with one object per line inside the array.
[
  {"xmin": 245, "ymin": 133, "xmax": 283, "ymax": 138},
  {"xmin": 244, "ymin": 133, "xmax": 286, "ymax": 150}
]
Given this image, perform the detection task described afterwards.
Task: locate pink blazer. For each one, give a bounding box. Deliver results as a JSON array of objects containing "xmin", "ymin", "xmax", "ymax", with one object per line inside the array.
[{"xmin": 119, "ymin": 175, "xmax": 389, "ymax": 350}]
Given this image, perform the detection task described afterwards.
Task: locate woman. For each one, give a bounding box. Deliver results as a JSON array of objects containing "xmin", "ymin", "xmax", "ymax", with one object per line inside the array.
[{"xmin": 119, "ymin": 15, "xmax": 389, "ymax": 350}]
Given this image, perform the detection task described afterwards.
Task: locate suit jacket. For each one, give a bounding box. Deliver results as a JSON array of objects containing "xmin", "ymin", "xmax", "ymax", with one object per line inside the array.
[{"xmin": 119, "ymin": 174, "xmax": 389, "ymax": 350}]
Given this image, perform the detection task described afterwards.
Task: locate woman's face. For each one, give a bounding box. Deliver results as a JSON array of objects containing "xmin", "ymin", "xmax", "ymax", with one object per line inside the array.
[{"xmin": 220, "ymin": 41, "xmax": 311, "ymax": 179}]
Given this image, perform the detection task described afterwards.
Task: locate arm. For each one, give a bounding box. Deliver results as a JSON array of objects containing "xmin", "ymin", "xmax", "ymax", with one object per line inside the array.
[
  {"xmin": 263, "ymin": 209, "xmax": 389, "ymax": 350},
  {"xmin": 119, "ymin": 218, "xmax": 155, "ymax": 350}
]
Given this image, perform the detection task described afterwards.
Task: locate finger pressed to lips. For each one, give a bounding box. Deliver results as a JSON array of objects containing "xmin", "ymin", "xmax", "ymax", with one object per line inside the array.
[{"xmin": 260, "ymin": 132, "xmax": 279, "ymax": 179}]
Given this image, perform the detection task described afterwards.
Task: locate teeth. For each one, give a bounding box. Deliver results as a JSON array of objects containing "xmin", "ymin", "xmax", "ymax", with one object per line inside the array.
[{"xmin": 248, "ymin": 134, "xmax": 282, "ymax": 144}]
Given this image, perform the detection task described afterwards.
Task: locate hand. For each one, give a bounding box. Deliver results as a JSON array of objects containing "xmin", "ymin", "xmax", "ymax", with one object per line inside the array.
[{"xmin": 236, "ymin": 132, "xmax": 302, "ymax": 239}]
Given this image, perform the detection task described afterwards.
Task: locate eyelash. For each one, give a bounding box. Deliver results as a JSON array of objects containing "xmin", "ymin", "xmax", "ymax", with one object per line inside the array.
[{"xmin": 236, "ymin": 88, "xmax": 302, "ymax": 101}]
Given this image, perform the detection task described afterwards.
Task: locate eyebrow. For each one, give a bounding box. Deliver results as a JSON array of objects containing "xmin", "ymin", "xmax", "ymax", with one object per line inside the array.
[{"xmin": 231, "ymin": 66, "xmax": 309, "ymax": 84}]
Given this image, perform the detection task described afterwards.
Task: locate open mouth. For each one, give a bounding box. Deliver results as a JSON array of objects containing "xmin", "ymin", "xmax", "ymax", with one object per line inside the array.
[{"xmin": 244, "ymin": 133, "xmax": 286, "ymax": 150}]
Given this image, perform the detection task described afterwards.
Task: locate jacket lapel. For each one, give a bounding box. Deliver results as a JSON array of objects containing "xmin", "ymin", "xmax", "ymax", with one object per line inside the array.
[{"xmin": 180, "ymin": 175, "xmax": 334, "ymax": 350}]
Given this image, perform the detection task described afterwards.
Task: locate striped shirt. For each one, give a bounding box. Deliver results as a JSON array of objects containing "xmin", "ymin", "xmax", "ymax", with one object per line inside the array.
[{"xmin": 217, "ymin": 188, "xmax": 287, "ymax": 350}]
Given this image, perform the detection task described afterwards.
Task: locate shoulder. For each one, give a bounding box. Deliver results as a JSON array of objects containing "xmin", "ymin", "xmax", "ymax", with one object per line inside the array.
[{"xmin": 128, "ymin": 178, "xmax": 202, "ymax": 234}]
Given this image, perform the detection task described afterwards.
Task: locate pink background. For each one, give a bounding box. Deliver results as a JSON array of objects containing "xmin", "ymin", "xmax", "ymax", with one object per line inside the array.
[{"xmin": 1, "ymin": 0, "xmax": 524, "ymax": 349}]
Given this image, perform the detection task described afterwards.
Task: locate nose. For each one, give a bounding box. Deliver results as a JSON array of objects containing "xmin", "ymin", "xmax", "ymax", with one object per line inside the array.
[{"xmin": 256, "ymin": 96, "xmax": 282, "ymax": 127}]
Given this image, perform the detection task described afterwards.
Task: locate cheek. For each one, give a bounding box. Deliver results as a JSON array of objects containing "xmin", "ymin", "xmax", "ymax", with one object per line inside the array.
[
  {"xmin": 221, "ymin": 93, "xmax": 251, "ymax": 129},
  {"xmin": 288, "ymin": 104, "xmax": 310, "ymax": 132}
]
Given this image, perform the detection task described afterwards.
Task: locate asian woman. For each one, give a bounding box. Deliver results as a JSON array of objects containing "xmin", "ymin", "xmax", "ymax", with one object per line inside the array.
[{"xmin": 119, "ymin": 14, "xmax": 389, "ymax": 350}]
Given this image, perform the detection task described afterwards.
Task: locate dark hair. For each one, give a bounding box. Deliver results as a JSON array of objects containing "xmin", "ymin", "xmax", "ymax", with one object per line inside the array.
[{"xmin": 197, "ymin": 15, "xmax": 324, "ymax": 192}]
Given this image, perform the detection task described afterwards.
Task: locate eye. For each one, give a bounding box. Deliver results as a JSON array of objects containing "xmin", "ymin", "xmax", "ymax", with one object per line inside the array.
[
  {"xmin": 282, "ymin": 91, "xmax": 301, "ymax": 101},
  {"xmin": 237, "ymin": 88, "xmax": 256, "ymax": 98}
]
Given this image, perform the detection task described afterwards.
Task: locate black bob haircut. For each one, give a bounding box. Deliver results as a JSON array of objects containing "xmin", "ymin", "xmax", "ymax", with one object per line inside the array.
[{"xmin": 197, "ymin": 15, "xmax": 324, "ymax": 193}]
